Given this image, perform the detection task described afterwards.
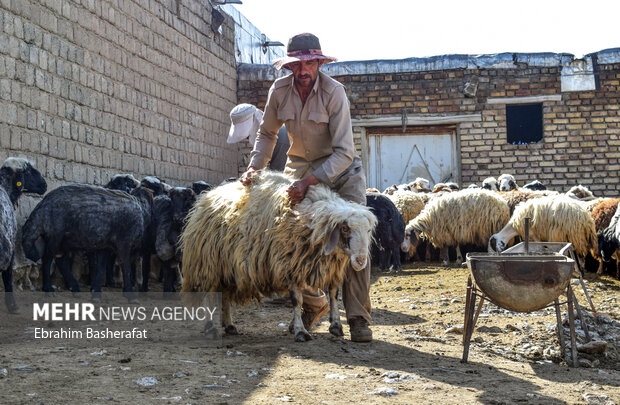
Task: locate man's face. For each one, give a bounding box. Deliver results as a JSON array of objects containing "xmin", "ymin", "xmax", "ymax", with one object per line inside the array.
[{"xmin": 288, "ymin": 59, "xmax": 321, "ymax": 89}]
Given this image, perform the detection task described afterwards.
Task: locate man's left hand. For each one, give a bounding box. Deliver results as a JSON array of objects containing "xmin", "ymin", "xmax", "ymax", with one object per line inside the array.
[{"xmin": 286, "ymin": 175, "xmax": 319, "ymax": 205}]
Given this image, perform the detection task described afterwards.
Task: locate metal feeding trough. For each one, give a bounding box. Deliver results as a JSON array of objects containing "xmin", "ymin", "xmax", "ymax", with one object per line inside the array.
[{"xmin": 461, "ymin": 218, "xmax": 593, "ymax": 367}]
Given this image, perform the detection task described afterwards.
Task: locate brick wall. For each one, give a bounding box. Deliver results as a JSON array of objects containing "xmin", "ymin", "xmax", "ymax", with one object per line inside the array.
[
  {"xmin": 0, "ymin": 0, "xmax": 240, "ymax": 192},
  {"xmin": 237, "ymin": 55, "xmax": 620, "ymax": 196}
]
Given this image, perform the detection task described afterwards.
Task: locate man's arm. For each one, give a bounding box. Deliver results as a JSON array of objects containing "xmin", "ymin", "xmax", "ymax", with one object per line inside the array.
[{"xmin": 311, "ymin": 85, "xmax": 355, "ymax": 186}]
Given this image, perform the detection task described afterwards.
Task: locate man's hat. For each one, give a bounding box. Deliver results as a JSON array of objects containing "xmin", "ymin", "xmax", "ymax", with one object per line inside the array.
[
  {"xmin": 228, "ymin": 104, "xmax": 263, "ymax": 145},
  {"xmin": 273, "ymin": 33, "xmax": 337, "ymax": 70}
]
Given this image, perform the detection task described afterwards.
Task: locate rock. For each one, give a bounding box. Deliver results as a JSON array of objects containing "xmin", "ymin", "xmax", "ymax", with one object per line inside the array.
[
  {"xmin": 202, "ymin": 384, "xmax": 226, "ymax": 389},
  {"xmin": 179, "ymin": 359, "xmax": 199, "ymax": 364},
  {"xmin": 477, "ymin": 325, "xmax": 503, "ymax": 334},
  {"xmin": 579, "ymin": 359, "xmax": 593, "ymax": 368},
  {"xmin": 0, "ymin": 368, "xmax": 7, "ymax": 378},
  {"xmin": 134, "ymin": 377, "xmax": 157, "ymax": 386},
  {"xmin": 325, "ymin": 373, "xmax": 347, "ymax": 380},
  {"xmin": 367, "ymin": 387, "xmax": 399, "ymax": 396},
  {"xmin": 577, "ymin": 341, "xmax": 608, "ymax": 355},
  {"xmin": 247, "ymin": 370, "xmax": 259, "ymax": 377},
  {"xmin": 12, "ymin": 366, "xmax": 37, "ymax": 372},
  {"xmin": 505, "ymin": 324, "xmax": 522, "ymax": 332},
  {"xmin": 445, "ymin": 325, "xmax": 464, "ymax": 334},
  {"xmin": 582, "ymin": 392, "xmax": 615, "ymax": 405},
  {"xmin": 172, "ymin": 372, "xmax": 187, "ymax": 378},
  {"xmin": 90, "ymin": 350, "xmax": 107, "ymax": 356}
]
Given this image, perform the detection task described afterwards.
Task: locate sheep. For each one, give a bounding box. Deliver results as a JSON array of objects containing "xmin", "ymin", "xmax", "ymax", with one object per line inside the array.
[
  {"xmin": 402, "ymin": 189, "xmax": 510, "ymax": 265},
  {"xmin": 409, "ymin": 177, "xmax": 431, "ymax": 193},
  {"xmin": 191, "ymin": 181, "xmax": 212, "ymax": 196},
  {"xmin": 590, "ymin": 198, "xmax": 620, "ymax": 275},
  {"xmin": 141, "ymin": 176, "xmax": 167, "ymax": 196},
  {"xmin": 387, "ymin": 190, "xmax": 427, "ymax": 223},
  {"xmin": 383, "ymin": 184, "xmax": 398, "ymax": 195},
  {"xmin": 142, "ymin": 187, "xmax": 196, "ymax": 293},
  {"xmin": 566, "ymin": 184, "xmax": 596, "ymax": 201},
  {"xmin": 521, "ymin": 180, "xmax": 546, "ymax": 191},
  {"xmin": 105, "ymin": 173, "xmax": 139, "ymax": 193},
  {"xmin": 599, "ymin": 208, "xmax": 620, "ymax": 279},
  {"xmin": 489, "ymin": 196, "xmax": 599, "ymax": 271},
  {"xmin": 498, "ymin": 173, "xmax": 518, "ymax": 191},
  {"xmin": 365, "ymin": 188, "xmax": 380, "ymax": 193},
  {"xmin": 366, "ymin": 193, "xmax": 405, "ymax": 271},
  {"xmin": 0, "ymin": 158, "xmax": 47, "ymax": 312},
  {"xmin": 179, "ymin": 171, "xmax": 377, "ymax": 342},
  {"xmin": 481, "ymin": 177, "xmax": 499, "ymax": 191},
  {"xmin": 497, "ymin": 189, "xmax": 548, "ymax": 215},
  {"xmin": 21, "ymin": 184, "xmax": 153, "ymax": 301}
]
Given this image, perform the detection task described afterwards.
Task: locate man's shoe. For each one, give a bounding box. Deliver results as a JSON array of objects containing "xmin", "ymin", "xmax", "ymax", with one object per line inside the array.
[
  {"xmin": 289, "ymin": 303, "xmax": 330, "ymax": 333},
  {"xmin": 349, "ymin": 317, "xmax": 372, "ymax": 342}
]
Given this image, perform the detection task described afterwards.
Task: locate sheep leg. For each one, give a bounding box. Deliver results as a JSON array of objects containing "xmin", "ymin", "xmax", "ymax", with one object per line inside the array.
[
  {"xmin": 55, "ymin": 254, "xmax": 80, "ymax": 293},
  {"xmin": 425, "ymin": 242, "xmax": 432, "ymax": 261},
  {"xmin": 2, "ymin": 260, "xmax": 19, "ymax": 313},
  {"xmin": 222, "ymin": 294, "xmax": 238, "ymax": 335},
  {"xmin": 118, "ymin": 251, "xmax": 138, "ymax": 303},
  {"xmin": 440, "ymin": 246, "xmax": 450, "ymax": 266},
  {"xmin": 88, "ymin": 252, "xmax": 105, "ymax": 300},
  {"xmin": 328, "ymin": 285, "xmax": 344, "ymax": 337},
  {"xmin": 390, "ymin": 246, "xmax": 401, "ymax": 271},
  {"xmin": 289, "ymin": 288, "xmax": 311, "ymax": 342},
  {"xmin": 162, "ymin": 261, "xmax": 177, "ymax": 298},
  {"xmin": 456, "ymin": 245, "xmax": 463, "ymax": 263},
  {"xmin": 41, "ymin": 252, "xmax": 55, "ymax": 294}
]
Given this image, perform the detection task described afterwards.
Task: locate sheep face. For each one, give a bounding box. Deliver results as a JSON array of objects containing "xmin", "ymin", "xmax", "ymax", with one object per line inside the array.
[
  {"xmin": 324, "ymin": 219, "xmax": 374, "ymax": 271},
  {"xmin": 1, "ymin": 159, "xmax": 47, "ymax": 206},
  {"xmin": 482, "ymin": 177, "xmax": 498, "ymax": 191},
  {"xmin": 106, "ymin": 174, "xmax": 139, "ymax": 192},
  {"xmin": 498, "ymin": 174, "xmax": 518, "ymax": 191},
  {"xmin": 488, "ymin": 223, "xmax": 518, "ymax": 253},
  {"xmin": 599, "ymin": 235, "xmax": 618, "ymax": 263},
  {"xmin": 400, "ymin": 224, "xmax": 420, "ymax": 256},
  {"xmin": 169, "ymin": 187, "xmax": 196, "ymax": 224}
]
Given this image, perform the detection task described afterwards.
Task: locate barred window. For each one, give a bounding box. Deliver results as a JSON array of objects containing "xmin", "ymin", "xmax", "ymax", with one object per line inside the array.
[{"xmin": 506, "ymin": 103, "xmax": 543, "ymax": 145}]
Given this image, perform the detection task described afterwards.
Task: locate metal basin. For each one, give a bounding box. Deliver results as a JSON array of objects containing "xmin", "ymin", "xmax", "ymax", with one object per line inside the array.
[{"xmin": 466, "ymin": 251, "xmax": 574, "ymax": 312}]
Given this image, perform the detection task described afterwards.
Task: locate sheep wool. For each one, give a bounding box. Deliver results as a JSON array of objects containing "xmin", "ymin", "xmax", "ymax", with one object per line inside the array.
[
  {"xmin": 180, "ymin": 171, "xmax": 377, "ymax": 308},
  {"xmin": 387, "ymin": 189, "xmax": 427, "ymax": 223},
  {"xmin": 509, "ymin": 196, "xmax": 598, "ymax": 258},
  {"xmin": 410, "ymin": 189, "xmax": 510, "ymax": 248}
]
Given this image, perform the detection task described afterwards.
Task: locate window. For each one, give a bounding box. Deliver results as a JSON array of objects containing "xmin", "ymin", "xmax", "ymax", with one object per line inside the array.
[{"xmin": 506, "ymin": 103, "xmax": 543, "ymax": 144}]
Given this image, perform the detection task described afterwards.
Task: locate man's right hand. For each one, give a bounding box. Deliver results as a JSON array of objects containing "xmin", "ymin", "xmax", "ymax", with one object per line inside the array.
[{"xmin": 240, "ymin": 166, "xmax": 259, "ymax": 186}]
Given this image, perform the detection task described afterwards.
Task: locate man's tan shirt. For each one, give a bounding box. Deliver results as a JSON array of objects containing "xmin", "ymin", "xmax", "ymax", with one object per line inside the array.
[{"xmin": 248, "ymin": 71, "xmax": 358, "ymax": 186}]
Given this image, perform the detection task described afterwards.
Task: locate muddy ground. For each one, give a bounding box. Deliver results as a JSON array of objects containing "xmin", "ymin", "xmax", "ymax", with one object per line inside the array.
[{"xmin": 1, "ymin": 262, "xmax": 619, "ymax": 404}]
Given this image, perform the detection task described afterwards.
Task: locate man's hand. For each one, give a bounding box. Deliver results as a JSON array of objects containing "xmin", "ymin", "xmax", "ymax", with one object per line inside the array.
[
  {"xmin": 240, "ymin": 166, "xmax": 259, "ymax": 186},
  {"xmin": 286, "ymin": 175, "xmax": 319, "ymax": 205}
]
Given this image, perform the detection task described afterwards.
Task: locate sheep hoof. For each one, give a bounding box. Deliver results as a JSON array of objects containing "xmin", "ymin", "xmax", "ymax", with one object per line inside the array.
[
  {"xmin": 123, "ymin": 291, "xmax": 139, "ymax": 304},
  {"xmin": 224, "ymin": 325, "xmax": 238, "ymax": 335},
  {"xmin": 90, "ymin": 292, "xmax": 102, "ymax": 303},
  {"xmin": 329, "ymin": 322, "xmax": 344, "ymax": 337},
  {"xmin": 45, "ymin": 291, "xmax": 56, "ymax": 297},
  {"xmin": 441, "ymin": 260, "xmax": 449, "ymax": 266},
  {"xmin": 204, "ymin": 322, "xmax": 221, "ymax": 340},
  {"xmin": 295, "ymin": 330, "xmax": 312, "ymax": 342},
  {"xmin": 5, "ymin": 297, "xmax": 19, "ymax": 314}
]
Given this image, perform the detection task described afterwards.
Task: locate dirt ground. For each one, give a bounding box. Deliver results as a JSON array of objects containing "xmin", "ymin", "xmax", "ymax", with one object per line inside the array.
[{"xmin": 1, "ymin": 262, "xmax": 619, "ymax": 405}]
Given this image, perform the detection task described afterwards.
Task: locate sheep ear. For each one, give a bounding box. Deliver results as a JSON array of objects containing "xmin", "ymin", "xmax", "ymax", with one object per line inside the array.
[{"xmin": 323, "ymin": 225, "xmax": 341, "ymax": 255}]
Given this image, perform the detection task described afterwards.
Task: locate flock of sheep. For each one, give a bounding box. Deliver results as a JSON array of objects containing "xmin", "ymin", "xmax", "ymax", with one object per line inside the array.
[
  {"xmin": 368, "ymin": 174, "xmax": 620, "ymax": 281},
  {"xmin": 1, "ymin": 156, "xmax": 619, "ymax": 341}
]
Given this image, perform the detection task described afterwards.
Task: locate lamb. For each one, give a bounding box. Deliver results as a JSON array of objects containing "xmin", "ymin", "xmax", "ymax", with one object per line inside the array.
[
  {"xmin": 366, "ymin": 193, "xmax": 405, "ymax": 271},
  {"xmin": 521, "ymin": 180, "xmax": 546, "ymax": 191},
  {"xmin": 481, "ymin": 177, "xmax": 499, "ymax": 191},
  {"xmin": 180, "ymin": 171, "xmax": 377, "ymax": 342},
  {"xmin": 141, "ymin": 176, "xmax": 168, "ymax": 196},
  {"xmin": 498, "ymin": 173, "xmax": 518, "ymax": 191},
  {"xmin": 402, "ymin": 189, "xmax": 510, "ymax": 265},
  {"xmin": 566, "ymin": 184, "xmax": 596, "ymax": 201},
  {"xmin": 21, "ymin": 184, "xmax": 153, "ymax": 301},
  {"xmin": 0, "ymin": 158, "xmax": 47, "ymax": 312},
  {"xmin": 105, "ymin": 173, "xmax": 139, "ymax": 193},
  {"xmin": 598, "ymin": 208, "xmax": 620, "ymax": 279},
  {"xmin": 409, "ymin": 177, "xmax": 431, "ymax": 193},
  {"xmin": 489, "ymin": 196, "xmax": 600, "ymax": 271},
  {"xmin": 191, "ymin": 181, "xmax": 212, "ymax": 196}
]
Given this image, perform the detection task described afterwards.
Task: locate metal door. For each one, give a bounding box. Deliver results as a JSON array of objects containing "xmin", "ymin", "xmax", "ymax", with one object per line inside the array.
[{"xmin": 366, "ymin": 125, "xmax": 459, "ymax": 190}]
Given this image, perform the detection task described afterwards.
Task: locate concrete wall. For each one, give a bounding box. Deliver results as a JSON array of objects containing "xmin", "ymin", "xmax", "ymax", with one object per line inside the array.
[{"xmin": 237, "ymin": 49, "xmax": 620, "ymax": 196}]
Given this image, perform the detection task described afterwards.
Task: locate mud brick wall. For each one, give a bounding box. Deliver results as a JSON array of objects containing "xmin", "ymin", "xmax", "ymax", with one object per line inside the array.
[
  {"xmin": 237, "ymin": 60, "xmax": 619, "ymax": 196},
  {"xmin": 0, "ymin": 0, "xmax": 239, "ymax": 192}
]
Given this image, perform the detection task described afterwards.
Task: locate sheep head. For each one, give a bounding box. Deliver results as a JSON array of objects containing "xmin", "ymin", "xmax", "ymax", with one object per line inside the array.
[
  {"xmin": 169, "ymin": 187, "xmax": 196, "ymax": 225},
  {"xmin": 498, "ymin": 174, "xmax": 518, "ymax": 191},
  {"xmin": 1, "ymin": 158, "xmax": 47, "ymax": 207},
  {"xmin": 300, "ymin": 186, "xmax": 377, "ymax": 272}
]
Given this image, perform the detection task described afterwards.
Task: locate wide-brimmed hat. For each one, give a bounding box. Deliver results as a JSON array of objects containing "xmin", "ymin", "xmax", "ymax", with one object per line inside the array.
[
  {"xmin": 273, "ymin": 33, "xmax": 337, "ymax": 70},
  {"xmin": 228, "ymin": 104, "xmax": 263, "ymax": 145}
]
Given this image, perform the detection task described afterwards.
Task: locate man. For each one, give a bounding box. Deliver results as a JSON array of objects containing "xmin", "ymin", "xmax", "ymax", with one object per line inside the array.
[
  {"xmin": 228, "ymin": 104, "xmax": 290, "ymax": 171},
  {"xmin": 240, "ymin": 33, "xmax": 372, "ymax": 342}
]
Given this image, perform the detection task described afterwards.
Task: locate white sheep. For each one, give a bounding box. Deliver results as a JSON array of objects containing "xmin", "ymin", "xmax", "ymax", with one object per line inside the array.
[
  {"xmin": 498, "ymin": 173, "xmax": 518, "ymax": 191},
  {"xmin": 489, "ymin": 195, "xmax": 599, "ymax": 270},
  {"xmin": 481, "ymin": 177, "xmax": 499, "ymax": 191},
  {"xmin": 180, "ymin": 171, "xmax": 377, "ymax": 342},
  {"xmin": 401, "ymin": 189, "xmax": 510, "ymax": 265}
]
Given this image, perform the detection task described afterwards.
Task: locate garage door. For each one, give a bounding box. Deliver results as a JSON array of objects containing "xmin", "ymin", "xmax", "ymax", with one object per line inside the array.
[{"xmin": 366, "ymin": 125, "xmax": 459, "ymax": 191}]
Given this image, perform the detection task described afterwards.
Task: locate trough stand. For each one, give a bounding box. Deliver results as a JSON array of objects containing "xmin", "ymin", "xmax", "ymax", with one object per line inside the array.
[{"xmin": 461, "ymin": 219, "xmax": 592, "ymax": 367}]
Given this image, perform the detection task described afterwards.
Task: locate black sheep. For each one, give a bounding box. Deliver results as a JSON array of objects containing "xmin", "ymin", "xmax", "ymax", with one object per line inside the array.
[
  {"xmin": 366, "ymin": 192, "xmax": 405, "ymax": 271},
  {"xmin": 105, "ymin": 173, "xmax": 139, "ymax": 193},
  {"xmin": 142, "ymin": 187, "xmax": 196, "ymax": 293},
  {"xmin": 21, "ymin": 184, "xmax": 153, "ymax": 301},
  {"xmin": 141, "ymin": 176, "xmax": 168, "ymax": 196},
  {"xmin": 191, "ymin": 181, "xmax": 212, "ymax": 196},
  {"xmin": 521, "ymin": 180, "xmax": 547, "ymax": 191},
  {"xmin": 0, "ymin": 158, "xmax": 47, "ymax": 312}
]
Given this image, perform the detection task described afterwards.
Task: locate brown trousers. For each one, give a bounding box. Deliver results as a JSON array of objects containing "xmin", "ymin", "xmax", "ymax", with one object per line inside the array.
[{"xmin": 298, "ymin": 158, "xmax": 372, "ymax": 324}]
